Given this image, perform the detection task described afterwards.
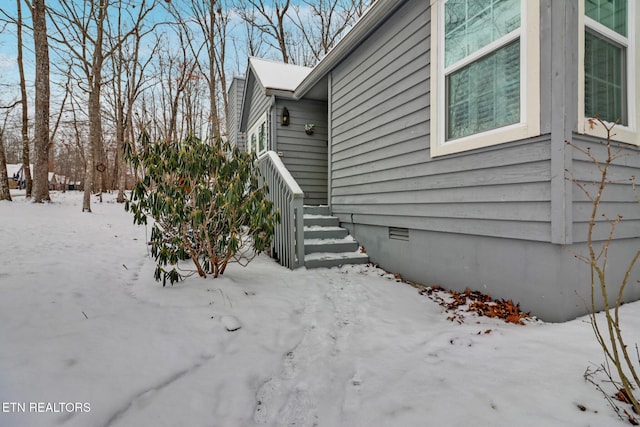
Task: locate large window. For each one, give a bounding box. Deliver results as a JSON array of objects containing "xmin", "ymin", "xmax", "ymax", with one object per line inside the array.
[
  {"xmin": 585, "ymin": 0, "xmax": 628, "ymax": 124},
  {"xmin": 445, "ymin": 0, "xmax": 521, "ymax": 139},
  {"xmin": 430, "ymin": 0, "xmax": 540, "ymax": 156},
  {"xmin": 579, "ymin": 0, "xmax": 638, "ymax": 145}
]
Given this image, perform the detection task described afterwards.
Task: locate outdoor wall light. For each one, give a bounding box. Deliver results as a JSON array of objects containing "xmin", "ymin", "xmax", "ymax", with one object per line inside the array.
[{"xmin": 281, "ymin": 107, "xmax": 290, "ymax": 126}]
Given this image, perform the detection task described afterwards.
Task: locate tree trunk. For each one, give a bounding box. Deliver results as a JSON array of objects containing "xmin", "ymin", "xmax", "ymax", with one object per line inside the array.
[
  {"xmin": 209, "ymin": 2, "xmax": 220, "ymax": 139},
  {"xmin": 17, "ymin": 0, "xmax": 32, "ymax": 198},
  {"xmin": 82, "ymin": 0, "xmax": 106, "ymax": 212},
  {"xmin": 0, "ymin": 132, "xmax": 11, "ymax": 201},
  {"xmin": 115, "ymin": 100, "xmax": 126, "ymax": 202},
  {"xmin": 32, "ymin": 0, "xmax": 51, "ymax": 203},
  {"xmin": 82, "ymin": 84, "xmax": 101, "ymax": 212}
]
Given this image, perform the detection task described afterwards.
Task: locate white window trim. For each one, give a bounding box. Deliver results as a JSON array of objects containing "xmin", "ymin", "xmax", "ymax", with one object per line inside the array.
[
  {"xmin": 578, "ymin": 0, "xmax": 639, "ymax": 146},
  {"xmin": 247, "ymin": 112, "xmax": 268, "ymax": 157},
  {"xmin": 430, "ymin": 0, "xmax": 540, "ymax": 157}
]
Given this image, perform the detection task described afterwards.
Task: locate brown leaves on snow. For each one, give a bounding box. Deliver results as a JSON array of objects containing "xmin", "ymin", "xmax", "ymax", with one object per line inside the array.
[{"xmin": 419, "ymin": 285, "xmax": 531, "ymax": 325}]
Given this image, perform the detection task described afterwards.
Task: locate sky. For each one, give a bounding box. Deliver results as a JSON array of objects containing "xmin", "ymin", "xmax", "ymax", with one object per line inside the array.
[
  {"xmin": 0, "ymin": 1, "xmax": 234, "ymax": 104},
  {"xmin": 0, "ymin": 1, "xmax": 28, "ymax": 95},
  {"xmin": 0, "ymin": 0, "xmax": 323, "ymax": 105}
]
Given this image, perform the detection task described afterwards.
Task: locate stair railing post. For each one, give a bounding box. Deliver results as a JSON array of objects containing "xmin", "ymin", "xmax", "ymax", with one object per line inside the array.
[
  {"xmin": 293, "ymin": 197, "xmax": 305, "ymax": 269},
  {"xmin": 258, "ymin": 151, "xmax": 305, "ymax": 269}
]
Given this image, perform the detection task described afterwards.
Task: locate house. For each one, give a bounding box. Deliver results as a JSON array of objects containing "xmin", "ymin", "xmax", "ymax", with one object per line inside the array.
[
  {"xmin": 5, "ymin": 164, "xmax": 69, "ymax": 191},
  {"xmin": 231, "ymin": 0, "xmax": 640, "ymax": 322},
  {"xmin": 238, "ymin": 57, "xmax": 329, "ymax": 205},
  {"xmin": 234, "ymin": 57, "xmax": 369, "ymax": 269},
  {"xmin": 5, "ymin": 163, "xmax": 33, "ymax": 189},
  {"xmin": 6, "ymin": 164, "xmax": 22, "ymax": 189}
]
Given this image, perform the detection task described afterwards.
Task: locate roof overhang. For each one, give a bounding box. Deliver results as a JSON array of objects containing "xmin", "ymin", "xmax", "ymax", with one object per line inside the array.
[{"xmin": 239, "ymin": 57, "xmax": 312, "ymax": 130}]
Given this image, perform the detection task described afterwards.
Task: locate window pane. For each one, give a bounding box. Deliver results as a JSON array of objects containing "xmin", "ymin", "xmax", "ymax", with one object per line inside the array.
[
  {"xmin": 445, "ymin": 0, "xmax": 520, "ymax": 67},
  {"xmin": 585, "ymin": 0, "xmax": 627, "ymax": 36},
  {"xmin": 584, "ymin": 31, "xmax": 626, "ymax": 124},
  {"xmin": 258, "ymin": 122, "xmax": 266, "ymax": 152},
  {"xmin": 447, "ymin": 40, "xmax": 520, "ymax": 140}
]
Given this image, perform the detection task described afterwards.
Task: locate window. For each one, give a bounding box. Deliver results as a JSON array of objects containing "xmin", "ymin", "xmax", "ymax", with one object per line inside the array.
[
  {"xmin": 430, "ymin": 0, "xmax": 540, "ymax": 157},
  {"xmin": 247, "ymin": 113, "xmax": 268, "ymax": 156},
  {"xmin": 258, "ymin": 122, "xmax": 266, "ymax": 153},
  {"xmin": 585, "ymin": 31, "xmax": 625, "ymax": 124},
  {"xmin": 579, "ymin": 0, "xmax": 638, "ymax": 145}
]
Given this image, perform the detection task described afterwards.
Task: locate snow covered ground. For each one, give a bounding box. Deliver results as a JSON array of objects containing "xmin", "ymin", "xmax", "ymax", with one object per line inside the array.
[{"xmin": 1, "ymin": 190, "xmax": 639, "ymax": 427}]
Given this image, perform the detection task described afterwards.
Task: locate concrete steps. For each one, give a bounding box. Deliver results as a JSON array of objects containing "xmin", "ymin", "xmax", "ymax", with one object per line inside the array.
[{"xmin": 303, "ymin": 206, "xmax": 369, "ymax": 269}]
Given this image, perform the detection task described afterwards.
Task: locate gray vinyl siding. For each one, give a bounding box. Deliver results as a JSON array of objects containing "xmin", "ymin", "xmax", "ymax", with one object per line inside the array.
[
  {"xmin": 570, "ymin": 133, "xmax": 640, "ymax": 243},
  {"xmin": 227, "ymin": 77, "xmax": 245, "ymax": 150},
  {"xmin": 329, "ymin": 0, "xmax": 553, "ymax": 242},
  {"xmin": 242, "ymin": 74, "xmax": 271, "ymax": 135},
  {"xmin": 275, "ymin": 99, "xmax": 328, "ymax": 205}
]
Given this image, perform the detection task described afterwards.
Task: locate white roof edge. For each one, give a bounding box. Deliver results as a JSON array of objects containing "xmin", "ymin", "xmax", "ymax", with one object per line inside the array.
[
  {"xmin": 249, "ymin": 56, "xmax": 312, "ymax": 92},
  {"xmin": 294, "ymin": 0, "xmax": 405, "ymax": 99}
]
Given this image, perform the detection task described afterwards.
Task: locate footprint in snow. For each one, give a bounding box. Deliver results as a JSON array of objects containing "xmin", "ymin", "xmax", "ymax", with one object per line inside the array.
[
  {"xmin": 342, "ymin": 371, "xmax": 362, "ymax": 414},
  {"xmin": 278, "ymin": 384, "xmax": 318, "ymax": 427}
]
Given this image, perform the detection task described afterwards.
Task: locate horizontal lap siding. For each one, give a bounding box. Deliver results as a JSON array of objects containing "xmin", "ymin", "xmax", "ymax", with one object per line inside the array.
[
  {"xmin": 276, "ymin": 99, "xmax": 328, "ymax": 205},
  {"xmin": 246, "ymin": 76, "xmax": 270, "ymax": 131},
  {"xmin": 570, "ymin": 134, "xmax": 640, "ymax": 242},
  {"xmin": 227, "ymin": 77, "xmax": 245, "ymax": 150},
  {"xmin": 330, "ymin": 0, "xmax": 553, "ymax": 242}
]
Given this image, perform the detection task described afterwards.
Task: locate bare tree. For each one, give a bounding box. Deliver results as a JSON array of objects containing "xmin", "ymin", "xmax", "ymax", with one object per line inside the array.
[
  {"xmin": 234, "ymin": 0, "xmax": 369, "ymax": 66},
  {"xmin": 167, "ymin": 0, "xmax": 231, "ymax": 139},
  {"xmin": 231, "ymin": 10, "xmax": 266, "ymax": 70},
  {"xmin": 151, "ymin": 30, "xmax": 200, "ymax": 143},
  {"xmin": 85, "ymin": 0, "xmax": 106, "ymax": 211},
  {"xmin": 0, "ymin": 130, "xmax": 11, "ymax": 201},
  {"xmin": 291, "ymin": 0, "xmax": 369, "ymax": 64},
  {"xmin": 31, "ymin": 0, "xmax": 51, "ymax": 203},
  {"xmin": 66, "ymin": 86, "xmax": 89, "ymax": 184},
  {"xmin": 569, "ymin": 118, "xmax": 640, "ymax": 423},
  {"xmin": 16, "ymin": 0, "xmax": 33, "ymax": 198},
  {"xmin": 235, "ymin": 0, "xmax": 292, "ymax": 63},
  {"xmin": 213, "ymin": 4, "xmax": 231, "ymax": 136},
  {"xmin": 47, "ymin": 0, "xmax": 159, "ymax": 212},
  {"xmin": 0, "ymin": 102, "xmax": 19, "ymax": 201},
  {"xmin": 105, "ymin": 17, "xmax": 160, "ymax": 202}
]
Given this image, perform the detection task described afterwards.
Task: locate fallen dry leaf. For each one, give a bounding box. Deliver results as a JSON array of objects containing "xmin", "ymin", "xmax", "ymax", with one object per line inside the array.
[{"xmin": 419, "ymin": 286, "xmax": 531, "ymax": 325}]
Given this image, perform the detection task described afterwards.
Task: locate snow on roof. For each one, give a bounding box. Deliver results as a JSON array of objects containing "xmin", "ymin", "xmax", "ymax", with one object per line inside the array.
[{"xmin": 249, "ymin": 57, "xmax": 312, "ymax": 92}]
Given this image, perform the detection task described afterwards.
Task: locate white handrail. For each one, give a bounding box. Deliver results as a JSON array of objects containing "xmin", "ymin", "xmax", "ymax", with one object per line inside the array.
[
  {"xmin": 258, "ymin": 151, "xmax": 305, "ymax": 269},
  {"xmin": 264, "ymin": 151, "xmax": 304, "ymax": 196}
]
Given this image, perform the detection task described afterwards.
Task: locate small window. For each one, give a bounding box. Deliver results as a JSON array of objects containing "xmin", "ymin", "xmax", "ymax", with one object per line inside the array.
[
  {"xmin": 247, "ymin": 113, "xmax": 268, "ymax": 157},
  {"xmin": 258, "ymin": 122, "xmax": 266, "ymax": 153}
]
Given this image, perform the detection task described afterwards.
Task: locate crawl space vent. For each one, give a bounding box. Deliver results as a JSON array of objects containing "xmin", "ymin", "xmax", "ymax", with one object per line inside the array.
[{"xmin": 389, "ymin": 227, "xmax": 409, "ymax": 241}]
